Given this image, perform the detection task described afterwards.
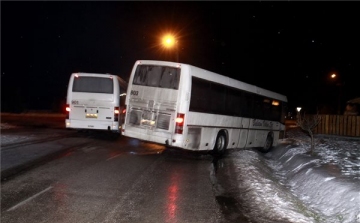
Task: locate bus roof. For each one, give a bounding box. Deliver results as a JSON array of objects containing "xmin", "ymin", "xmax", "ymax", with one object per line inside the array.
[
  {"xmin": 71, "ymin": 72, "xmax": 128, "ymax": 89},
  {"xmin": 134, "ymin": 60, "xmax": 287, "ymax": 102}
]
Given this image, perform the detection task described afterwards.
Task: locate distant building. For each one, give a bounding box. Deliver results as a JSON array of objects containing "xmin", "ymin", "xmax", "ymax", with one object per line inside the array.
[{"xmin": 344, "ymin": 97, "xmax": 360, "ymax": 116}]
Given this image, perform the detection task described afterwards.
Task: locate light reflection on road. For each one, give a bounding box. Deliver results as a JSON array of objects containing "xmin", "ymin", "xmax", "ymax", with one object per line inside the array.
[
  {"xmin": 165, "ymin": 173, "xmax": 179, "ymax": 223},
  {"xmin": 52, "ymin": 182, "xmax": 68, "ymax": 221},
  {"xmin": 125, "ymin": 138, "xmax": 167, "ymax": 155}
]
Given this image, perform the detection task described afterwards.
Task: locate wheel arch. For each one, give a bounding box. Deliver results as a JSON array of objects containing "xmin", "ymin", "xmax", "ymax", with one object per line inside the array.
[
  {"xmin": 213, "ymin": 129, "xmax": 229, "ymax": 148},
  {"xmin": 267, "ymin": 131, "xmax": 274, "ymax": 139},
  {"xmin": 258, "ymin": 131, "xmax": 275, "ymax": 153}
]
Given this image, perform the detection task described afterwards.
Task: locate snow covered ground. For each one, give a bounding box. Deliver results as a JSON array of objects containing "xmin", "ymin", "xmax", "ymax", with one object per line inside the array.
[
  {"xmin": 274, "ymin": 127, "xmax": 360, "ymax": 223},
  {"xmin": 223, "ymin": 126, "xmax": 360, "ymax": 223},
  {"xmin": 1, "ymin": 122, "xmax": 359, "ymax": 223}
]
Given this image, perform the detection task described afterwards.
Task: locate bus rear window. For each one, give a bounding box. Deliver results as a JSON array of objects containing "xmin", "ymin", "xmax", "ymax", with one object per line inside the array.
[
  {"xmin": 72, "ymin": 76, "xmax": 113, "ymax": 94},
  {"xmin": 133, "ymin": 65, "xmax": 180, "ymax": 90}
]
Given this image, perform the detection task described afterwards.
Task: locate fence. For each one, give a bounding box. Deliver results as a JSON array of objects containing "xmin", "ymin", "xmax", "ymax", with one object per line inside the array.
[{"xmin": 309, "ymin": 114, "xmax": 360, "ymax": 137}]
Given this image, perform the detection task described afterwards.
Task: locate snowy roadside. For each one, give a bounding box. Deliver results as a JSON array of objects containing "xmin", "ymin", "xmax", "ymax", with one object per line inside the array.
[
  {"xmin": 221, "ymin": 149, "xmax": 319, "ymax": 223},
  {"xmin": 0, "ymin": 123, "xmax": 70, "ymax": 147},
  {"xmin": 225, "ymin": 127, "xmax": 360, "ymax": 223},
  {"xmin": 1, "ymin": 113, "xmax": 66, "ymax": 146},
  {"xmin": 267, "ymin": 128, "xmax": 360, "ymax": 223}
]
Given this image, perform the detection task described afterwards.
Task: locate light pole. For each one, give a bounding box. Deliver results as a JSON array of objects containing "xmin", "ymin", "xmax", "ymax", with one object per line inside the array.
[
  {"xmin": 296, "ymin": 107, "xmax": 302, "ymax": 120},
  {"xmin": 330, "ymin": 73, "xmax": 343, "ymax": 115},
  {"xmin": 161, "ymin": 34, "xmax": 179, "ymax": 62}
]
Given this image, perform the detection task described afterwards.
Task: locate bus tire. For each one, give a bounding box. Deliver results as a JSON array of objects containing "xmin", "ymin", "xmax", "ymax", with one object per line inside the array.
[
  {"xmin": 259, "ymin": 133, "xmax": 273, "ymax": 153},
  {"xmin": 213, "ymin": 132, "xmax": 227, "ymax": 156}
]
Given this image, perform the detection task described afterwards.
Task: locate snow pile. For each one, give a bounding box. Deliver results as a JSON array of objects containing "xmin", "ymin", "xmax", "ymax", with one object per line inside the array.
[
  {"xmin": 227, "ymin": 149, "xmax": 318, "ymax": 223},
  {"xmin": 0, "ymin": 123, "xmax": 19, "ymax": 130},
  {"xmin": 264, "ymin": 128, "xmax": 360, "ymax": 223}
]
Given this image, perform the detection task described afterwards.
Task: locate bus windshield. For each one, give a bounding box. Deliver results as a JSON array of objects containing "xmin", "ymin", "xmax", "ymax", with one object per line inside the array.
[
  {"xmin": 72, "ymin": 76, "xmax": 114, "ymax": 94},
  {"xmin": 133, "ymin": 65, "xmax": 181, "ymax": 89}
]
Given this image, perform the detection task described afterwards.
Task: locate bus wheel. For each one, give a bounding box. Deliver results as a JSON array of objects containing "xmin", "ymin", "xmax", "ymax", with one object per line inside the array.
[
  {"xmin": 214, "ymin": 132, "xmax": 227, "ymax": 155},
  {"xmin": 259, "ymin": 133, "xmax": 273, "ymax": 153}
]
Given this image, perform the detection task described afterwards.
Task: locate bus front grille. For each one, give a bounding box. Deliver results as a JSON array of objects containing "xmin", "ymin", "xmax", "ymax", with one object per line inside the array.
[{"xmin": 156, "ymin": 113, "xmax": 171, "ymax": 130}]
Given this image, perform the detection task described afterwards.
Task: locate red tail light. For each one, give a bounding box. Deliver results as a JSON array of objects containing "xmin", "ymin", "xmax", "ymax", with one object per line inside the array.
[
  {"xmin": 66, "ymin": 104, "xmax": 70, "ymax": 119},
  {"xmin": 114, "ymin": 106, "xmax": 120, "ymax": 121},
  {"xmin": 175, "ymin": 113, "xmax": 185, "ymax": 134}
]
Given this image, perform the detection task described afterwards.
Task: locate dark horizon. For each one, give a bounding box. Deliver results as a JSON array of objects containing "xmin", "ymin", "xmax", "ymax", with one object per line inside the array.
[{"xmin": 1, "ymin": 1, "xmax": 359, "ymax": 114}]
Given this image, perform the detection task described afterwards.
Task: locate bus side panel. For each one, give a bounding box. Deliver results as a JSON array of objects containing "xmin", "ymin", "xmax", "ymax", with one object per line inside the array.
[
  {"xmin": 237, "ymin": 129, "xmax": 249, "ymax": 148},
  {"xmin": 228, "ymin": 129, "xmax": 241, "ymax": 149},
  {"xmin": 254, "ymin": 130, "xmax": 268, "ymax": 147},
  {"xmin": 186, "ymin": 127, "xmax": 201, "ymax": 150},
  {"xmin": 247, "ymin": 119, "xmax": 277, "ymax": 148},
  {"xmin": 237, "ymin": 118, "xmax": 250, "ymax": 148},
  {"xmin": 200, "ymin": 127, "xmax": 218, "ymax": 151},
  {"xmin": 181, "ymin": 126, "xmax": 215, "ymax": 151},
  {"xmin": 246, "ymin": 130, "xmax": 256, "ymax": 148}
]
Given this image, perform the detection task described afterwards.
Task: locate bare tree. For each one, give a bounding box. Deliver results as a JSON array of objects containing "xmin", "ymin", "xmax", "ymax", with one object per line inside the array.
[{"xmin": 296, "ymin": 112, "xmax": 321, "ymax": 154}]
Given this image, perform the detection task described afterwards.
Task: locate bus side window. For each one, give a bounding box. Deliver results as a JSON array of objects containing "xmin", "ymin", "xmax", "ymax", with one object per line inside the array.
[
  {"xmin": 190, "ymin": 77, "xmax": 211, "ymax": 112},
  {"xmin": 226, "ymin": 88, "xmax": 241, "ymax": 116},
  {"xmin": 253, "ymin": 95, "xmax": 263, "ymax": 119},
  {"xmin": 211, "ymin": 83, "xmax": 226, "ymax": 114},
  {"xmin": 271, "ymin": 101, "xmax": 281, "ymax": 121},
  {"xmin": 263, "ymin": 98, "xmax": 272, "ymax": 120},
  {"xmin": 241, "ymin": 92, "xmax": 253, "ymax": 118}
]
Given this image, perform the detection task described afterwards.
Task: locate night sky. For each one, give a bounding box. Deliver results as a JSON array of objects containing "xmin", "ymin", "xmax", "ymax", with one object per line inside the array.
[{"xmin": 2, "ymin": 1, "xmax": 359, "ymax": 114}]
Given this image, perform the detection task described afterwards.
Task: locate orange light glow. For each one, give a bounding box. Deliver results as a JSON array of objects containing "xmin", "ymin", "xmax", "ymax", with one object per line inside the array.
[
  {"xmin": 175, "ymin": 117, "xmax": 183, "ymax": 123},
  {"xmin": 272, "ymin": 100, "xmax": 279, "ymax": 106},
  {"xmin": 66, "ymin": 107, "xmax": 71, "ymax": 112},
  {"xmin": 162, "ymin": 34, "xmax": 176, "ymax": 49}
]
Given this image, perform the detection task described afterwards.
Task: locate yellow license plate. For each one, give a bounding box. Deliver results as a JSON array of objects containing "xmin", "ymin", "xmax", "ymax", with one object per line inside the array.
[{"xmin": 86, "ymin": 114, "xmax": 98, "ymax": 118}]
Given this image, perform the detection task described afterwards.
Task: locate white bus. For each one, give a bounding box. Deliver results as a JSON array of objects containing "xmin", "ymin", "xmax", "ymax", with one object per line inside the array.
[
  {"xmin": 122, "ymin": 60, "xmax": 287, "ymax": 154},
  {"xmin": 65, "ymin": 72, "xmax": 127, "ymax": 133}
]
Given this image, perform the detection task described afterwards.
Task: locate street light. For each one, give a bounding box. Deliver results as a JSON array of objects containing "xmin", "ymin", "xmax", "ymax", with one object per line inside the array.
[
  {"xmin": 161, "ymin": 34, "xmax": 179, "ymax": 62},
  {"xmin": 330, "ymin": 73, "xmax": 343, "ymax": 115},
  {"xmin": 296, "ymin": 107, "xmax": 302, "ymax": 120}
]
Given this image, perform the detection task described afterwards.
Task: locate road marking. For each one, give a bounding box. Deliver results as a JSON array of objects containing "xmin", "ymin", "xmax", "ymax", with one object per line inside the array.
[
  {"xmin": 82, "ymin": 146, "xmax": 97, "ymax": 153},
  {"xmin": 7, "ymin": 186, "xmax": 53, "ymax": 212},
  {"xmin": 106, "ymin": 154, "xmax": 121, "ymax": 161}
]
